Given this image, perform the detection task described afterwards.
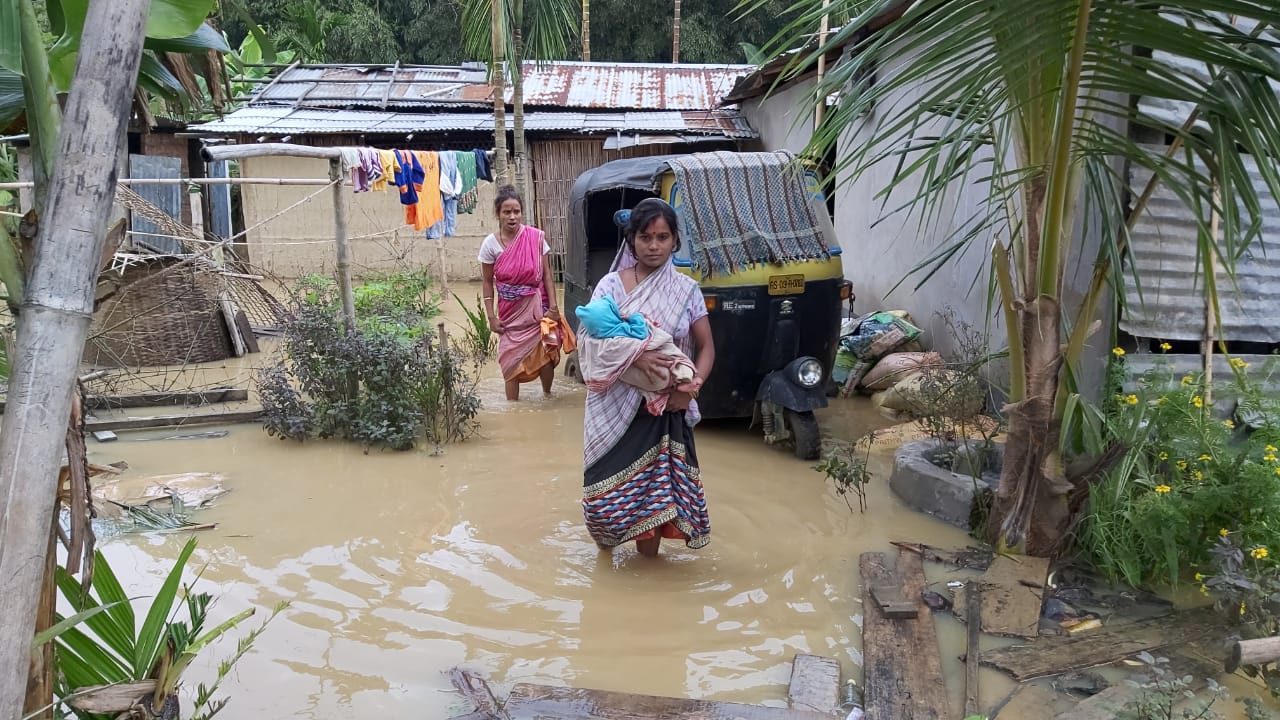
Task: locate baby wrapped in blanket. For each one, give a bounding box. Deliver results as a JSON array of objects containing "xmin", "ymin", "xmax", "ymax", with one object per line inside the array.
[{"xmin": 575, "ymin": 296, "xmax": 696, "ymax": 415}]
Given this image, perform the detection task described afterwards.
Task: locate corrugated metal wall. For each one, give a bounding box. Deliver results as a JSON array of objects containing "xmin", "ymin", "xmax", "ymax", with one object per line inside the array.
[
  {"xmin": 1122, "ymin": 147, "xmax": 1280, "ymax": 343},
  {"xmin": 127, "ymin": 155, "xmax": 185, "ymax": 255}
]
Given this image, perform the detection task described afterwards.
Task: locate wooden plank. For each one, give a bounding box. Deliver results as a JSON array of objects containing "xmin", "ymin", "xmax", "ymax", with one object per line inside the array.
[
  {"xmin": 85, "ymin": 387, "xmax": 249, "ymax": 410},
  {"xmin": 84, "ymin": 408, "xmax": 263, "ymax": 433},
  {"xmin": 952, "ymin": 554, "xmax": 1050, "ymax": 639},
  {"xmin": 964, "ymin": 581, "xmax": 981, "ymax": 717},
  {"xmin": 504, "ymin": 683, "xmax": 837, "ymax": 720},
  {"xmin": 787, "ymin": 654, "xmax": 841, "ymax": 715},
  {"xmin": 860, "ymin": 551, "xmax": 950, "ymax": 720},
  {"xmin": 234, "ymin": 310, "xmax": 261, "ymax": 353},
  {"xmin": 981, "ymin": 607, "xmax": 1221, "ymax": 681}
]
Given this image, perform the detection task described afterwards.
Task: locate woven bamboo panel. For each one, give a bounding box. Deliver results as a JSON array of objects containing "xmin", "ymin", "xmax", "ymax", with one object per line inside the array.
[{"xmin": 85, "ymin": 259, "xmax": 235, "ymax": 368}]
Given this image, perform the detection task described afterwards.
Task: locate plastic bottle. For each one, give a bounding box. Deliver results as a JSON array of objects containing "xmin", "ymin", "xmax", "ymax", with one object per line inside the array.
[{"xmin": 839, "ymin": 679, "xmax": 864, "ymax": 720}]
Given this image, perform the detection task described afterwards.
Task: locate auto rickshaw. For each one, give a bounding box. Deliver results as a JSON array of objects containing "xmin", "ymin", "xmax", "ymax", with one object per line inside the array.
[{"xmin": 562, "ymin": 152, "xmax": 853, "ymax": 460}]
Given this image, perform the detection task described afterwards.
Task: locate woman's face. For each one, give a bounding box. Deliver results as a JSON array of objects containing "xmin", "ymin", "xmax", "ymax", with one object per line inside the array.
[
  {"xmin": 633, "ymin": 216, "xmax": 676, "ymax": 271},
  {"xmin": 498, "ymin": 198, "xmax": 522, "ymax": 232}
]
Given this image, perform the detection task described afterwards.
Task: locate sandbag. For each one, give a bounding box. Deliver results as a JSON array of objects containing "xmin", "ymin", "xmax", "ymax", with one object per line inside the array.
[
  {"xmin": 860, "ymin": 351, "xmax": 945, "ymax": 392},
  {"xmin": 838, "ymin": 311, "xmax": 925, "ymax": 394},
  {"xmin": 879, "ymin": 369, "xmax": 984, "ymax": 418}
]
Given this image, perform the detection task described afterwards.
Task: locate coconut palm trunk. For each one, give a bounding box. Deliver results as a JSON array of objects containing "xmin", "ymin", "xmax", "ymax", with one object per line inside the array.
[
  {"xmin": 672, "ymin": 0, "xmax": 681, "ymax": 63},
  {"xmin": 581, "ymin": 0, "xmax": 590, "ymax": 60},
  {"xmin": 512, "ymin": 0, "xmax": 529, "ymax": 202},
  {"xmin": 490, "ymin": 0, "xmax": 510, "ymax": 184}
]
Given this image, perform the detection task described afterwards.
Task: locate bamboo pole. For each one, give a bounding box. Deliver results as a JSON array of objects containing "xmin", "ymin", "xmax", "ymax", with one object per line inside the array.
[
  {"xmin": 964, "ymin": 581, "xmax": 982, "ymax": 717},
  {"xmin": 815, "ymin": 0, "xmax": 830, "ymax": 129},
  {"xmin": 1226, "ymin": 637, "xmax": 1280, "ymax": 672},
  {"xmin": 0, "ymin": 177, "xmax": 334, "ymax": 189},
  {"xmin": 1203, "ymin": 184, "xmax": 1220, "ymax": 405},
  {"xmin": 329, "ymin": 159, "xmax": 357, "ymax": 332},
  {"xmin": 0, "ymin": 1, "xmax": 151, "ymax": 715},
  {"xmin": 201, "ymin": 143, "xmax": 342, "ymax": 162}
]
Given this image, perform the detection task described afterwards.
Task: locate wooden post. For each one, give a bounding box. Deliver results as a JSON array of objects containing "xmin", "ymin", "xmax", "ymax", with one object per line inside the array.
[
  {"xmin": 0, "ymin": 1, "xmax": 151, "ymax": 715},
  {"xmin": 1226, "ymin": 637, "xmax": 1280, "ymax": 673},
  {"xmin": 964, "ymin": 580, "xmax": 982, "ymax": 717},
  {"xmin": 329, "ymin": 159, "xmax": 357, "ymax": 332},
  {"xmin": 815, "ymin": 0, "xmax": 830, "ymax": 129}
]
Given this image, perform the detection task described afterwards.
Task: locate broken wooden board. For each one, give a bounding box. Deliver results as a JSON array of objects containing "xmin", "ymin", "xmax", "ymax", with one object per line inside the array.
[
  {"xmin": 860, "ymin": 551, "xmax": 949, "ymax": 720},
  {"xmin": 234, "ymin": 310, "xmax": 261, "ymax": 353},
  {"xmin": 891, "ymin": 541, "xmax": 994, "ymax": 571},
  {"xmin": 503, "ymin": 683, "xmax": 836, "ymax": 720},
  {"xmin": 85, "ymin": 387, "xmax": 249, "ymax": 410},
  {"xmin": 981, "ymin": 606, "xmax": 1221, "ymax": 681},
  {"xmin": 85, "ymin": 408, "xmax": 262, "ymax": 432},
  {"xmin": 787, "ymin": 654, "xmax": 841, "ymax": 715},
  {"xmin": 870, "ymin": 583, "xmax": 918, "ymax": 619},
  {"xmin": 991, "ymin": 683, "xmax": 1076, "ymax": 719},
  {"xmin": 952, "ymin": 554, "xmax": 1050, "ymax": 638}
]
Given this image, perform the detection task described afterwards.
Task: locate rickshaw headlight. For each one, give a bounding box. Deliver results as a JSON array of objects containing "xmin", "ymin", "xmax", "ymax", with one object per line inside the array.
[{"xmin": 794, "ymin": 358, "xmax": 823, "ymax": 388}]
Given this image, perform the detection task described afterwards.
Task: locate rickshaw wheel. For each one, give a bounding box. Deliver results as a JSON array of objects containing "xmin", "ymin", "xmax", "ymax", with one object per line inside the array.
[
  {"xmin": 786, "ymin": 409, "xmax": 821, "ymax": 460},
  {"xmin": 563, "ymin": 350, "xmax": 583, "ymax": 383}
]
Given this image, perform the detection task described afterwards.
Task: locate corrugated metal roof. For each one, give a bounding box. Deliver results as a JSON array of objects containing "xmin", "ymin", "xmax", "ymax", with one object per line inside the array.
[
  {"xmin": 253, "ymin": 65, "xmax": 493, "ymax": 109},
  {"xmin": 249, "ymin": 62, "xmax": 752, "ymax": 112},
  {"xmin": 187, "ymin": 106, "xmax": 756, "ymax": 138},
  {"xmin": 1121, "ymin": 146, "xmax": 1280, "ymax": 344},
  {"xmin": 518, "ymin": 62, "xmax": 752, "ymax": 110}
]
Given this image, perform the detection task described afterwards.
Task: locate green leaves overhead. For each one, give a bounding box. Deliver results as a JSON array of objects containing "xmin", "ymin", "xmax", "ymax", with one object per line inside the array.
[{"xmin": 0, "ymin": 0, "xmax": 21, "ymax": 75}]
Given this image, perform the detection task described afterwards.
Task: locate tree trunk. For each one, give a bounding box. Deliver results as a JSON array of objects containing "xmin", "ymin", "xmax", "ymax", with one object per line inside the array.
[
  {"xmin": 672, "ymin": 0, "xmax": 681, "ymax": 63},
  {"xmin": 0, "ymin": 1, "xmax": 152, "ymax": 716},
  {"xmin": 581, "ymin": 0, "xmax": 590, "ymax": 60},
  {"xmin": 490, "ymin": 0, "xmax": 511, "ymax": 185},
  {"xmin": 988, "ymin": 295, "xmax": 1071, "ymax": 556},
  {"xmin": 512, "ymin": 0, "xmax": 529, "ymax": 206}
]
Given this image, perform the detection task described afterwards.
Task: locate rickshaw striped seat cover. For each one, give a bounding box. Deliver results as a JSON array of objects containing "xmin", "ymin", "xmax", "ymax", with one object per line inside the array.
[{"xmin": 664, "ymin": 151, "xmax": 830, "ymax": 277}]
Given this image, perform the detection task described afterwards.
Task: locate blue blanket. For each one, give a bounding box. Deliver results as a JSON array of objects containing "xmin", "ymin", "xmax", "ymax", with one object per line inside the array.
[{"xmin": 575, "ymin": 296, "xmax": 649, "ymax": 339}]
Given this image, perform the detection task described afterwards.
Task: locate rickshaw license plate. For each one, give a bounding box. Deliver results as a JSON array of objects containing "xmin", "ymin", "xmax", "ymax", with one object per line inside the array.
[{"xmin": 768, "ymin": 274, "xmax": 805, "ymax": 295}]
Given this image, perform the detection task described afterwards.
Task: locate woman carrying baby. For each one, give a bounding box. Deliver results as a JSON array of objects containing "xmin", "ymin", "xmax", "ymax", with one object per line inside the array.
[{"xmin": 579, "ymin": 198, "xmax": 716, "ymax": 556}]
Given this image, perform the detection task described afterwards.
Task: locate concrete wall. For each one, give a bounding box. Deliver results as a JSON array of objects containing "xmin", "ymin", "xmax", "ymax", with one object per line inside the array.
[
  {"xmin": 240, "ymin": 156, "xmax": 498, "ymax": 282},
  {"xmin": 741, "ymin": 82, "xmax": 818, "ymax": 155}
]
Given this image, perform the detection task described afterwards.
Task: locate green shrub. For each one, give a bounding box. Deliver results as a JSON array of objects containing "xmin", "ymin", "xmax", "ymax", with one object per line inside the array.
[
  {"xmin": 1077, "ymin": 354, "xmax": 1280, "ymax": 588},
  {"xmin": 257, "ymin": 278, "xmax": 479, "ymax": 451}
]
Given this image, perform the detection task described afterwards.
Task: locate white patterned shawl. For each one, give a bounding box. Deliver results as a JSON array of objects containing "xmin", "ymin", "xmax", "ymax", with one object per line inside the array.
[{"xmin": 582, "ymin": 247, "xmax": 700, "ymax": 468}]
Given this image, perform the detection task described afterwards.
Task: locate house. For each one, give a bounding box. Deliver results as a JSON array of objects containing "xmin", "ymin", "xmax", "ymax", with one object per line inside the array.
[{"xmin": 186, "ymin": 62, "xmax": 757, "ymax": 282}]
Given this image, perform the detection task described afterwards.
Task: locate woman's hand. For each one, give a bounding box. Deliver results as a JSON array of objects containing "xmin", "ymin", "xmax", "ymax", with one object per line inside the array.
[
  {"xmin": 667, "ymin": 389, "xmax": 693, "ymax": 412},
  {"xmin": 544, "ymin": 306, "xmax": 561, "ymax": 322},
  {"xmin": 675, "ymin": 376, "xmax": 704, "ymax": 396},
  {"xmin": 488, "ymin": 313, "xmax": 505, "ymax": 335},
  {"xmin": 630, "ymin": 351, "xmax": 668, "ymax": 383}
]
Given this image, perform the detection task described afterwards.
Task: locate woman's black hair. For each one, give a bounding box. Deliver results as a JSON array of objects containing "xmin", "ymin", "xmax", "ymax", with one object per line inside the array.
[
  {"xmin": 493, "ymin": 184, "xmax": 523, "ymax": 215},
  {"xmin": 624, "ymin": 198, "xmax": 681, "ymax": 253}
]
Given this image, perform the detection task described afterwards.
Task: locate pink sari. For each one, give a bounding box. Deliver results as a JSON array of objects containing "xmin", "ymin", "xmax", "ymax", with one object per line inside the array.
[{"xmin": 495, "ymin": 225, "xmax": 554, "ymax": 382}]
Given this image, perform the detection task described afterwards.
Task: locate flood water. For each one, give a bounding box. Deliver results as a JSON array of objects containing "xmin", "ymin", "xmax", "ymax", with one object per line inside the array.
[{"xmin": 85, "ymin": 297, "xmax": 1275, "ymax": 719}]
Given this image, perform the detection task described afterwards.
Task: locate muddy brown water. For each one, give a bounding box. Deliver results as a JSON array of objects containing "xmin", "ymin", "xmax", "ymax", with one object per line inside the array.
[{"xmin": 86, "ymin": 296, "xmax": 1273, "ymax": 719}]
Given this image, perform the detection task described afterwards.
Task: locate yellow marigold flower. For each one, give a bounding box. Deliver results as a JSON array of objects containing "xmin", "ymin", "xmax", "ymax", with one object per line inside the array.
[
  {"xmin": 1125, "ymin": 394, "xmax": 1139, "ymax": 406},
  {"xmin": 1274, "ymin": 467, "xmax": 1280, "ymax": 477},
  {"xmin": 1252, "ymin": 547, "xmax": 1269, "ymax": 560},
  {"xmin": 1192, "ymin": 470, "xmax": 1204, "ymax": 481},
  {"xmin": 1198, "ymin": 454, "xmax": 1212, "ymax": 462},
  {"xmin": 1241, "ymin": 601, "xmax": 1247, "ymax": 616},
  {"xmin": 1158, "ymin": 451, "xmax": 1169, "ymax": 461},
  {"xmin": 1154, "ymin": 484, "xmax": 1172, "ymax": 494},
  {"xmin": 1112, "ymin": 347, "xmax": 1126, "ymax": 357},
  {"xmin": 1230, "ymin": 357, "xmax": 1249, "ymax": 370},
  {"xmin": 1160, "ymin": 342, "xmax": 1172, "ymax": 351},
  {"xmin": 1177, "ymin": 460, "xmax": 1189, "ymax": 471},
  {"xmin": 1195, "ymin": 572, "xmax": 1205, "ymax": 581},
  {"xmin": 1265, "ymin": 454, "xmax": 1278, "ymax": 463},
  {"xmin": 1220, "ymin": 528, "xmax": 1231, "ymax": 537},
  {"xmin": 1156, "ymin": 397, "xmax": 1167, "ymax": 405},
  {"xmin": 1267, "ymin": 445, "xmax": 1278, "ymax": 453},
  {"xmin": 1224, "ymin": 420, "xmax": 1236, "ymax": 429},
  {"xmin": 1192, "ymin": 396, "xmax": 1204, "ymax": 408},
  {"xmin": 1182, "ymin": 375, "xmax": 1194, "ymax": 386},
  {"xmin": 1201, "ymin": 584, "xmax": 1210, "ymax": 595}
]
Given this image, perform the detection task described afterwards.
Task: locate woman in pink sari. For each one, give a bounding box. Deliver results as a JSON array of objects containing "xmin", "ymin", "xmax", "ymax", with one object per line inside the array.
[{"xmin": 480, "ymin": 186, "xmax": 574, "ymax": 400}]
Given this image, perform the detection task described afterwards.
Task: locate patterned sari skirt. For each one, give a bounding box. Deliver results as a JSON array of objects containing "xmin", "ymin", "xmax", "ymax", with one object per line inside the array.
[{"xmin": 582, "ymin": 407, "xmax": 710, "ymax": 549}]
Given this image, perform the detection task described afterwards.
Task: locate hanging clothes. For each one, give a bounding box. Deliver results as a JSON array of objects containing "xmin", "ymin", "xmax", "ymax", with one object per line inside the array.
[
  {"xmin": 339, "ymin": 148, "xmax": 370, "ymax": 192},
  {"xmin": 474, "ymin": 148, "xmax": 492, "ymax": 182},
  {"xmin": 427, "ymin": 151, "xmax": 463, "ymax": 239},
  {"xmin": 393, "ymin": 149, "xmax": 424, "ymax": 222},
  {"xmin": 412, "ymin": 151, "xmax": 444, "ymax": 231},
  {"xmin": 373, "ymin": 149, "xmax": 399, "ymax": 192},
  {"xmin": 457, "ymin": 150, "xmax": 479, "ymax": 215},
  {"xmin": 359, "ymin": 148, "xmax": 383, "ymax": 189}
]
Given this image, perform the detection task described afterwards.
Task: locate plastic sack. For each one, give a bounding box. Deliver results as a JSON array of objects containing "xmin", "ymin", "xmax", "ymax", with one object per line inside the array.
[
  {"xmin": 840, "ymin": 311, "xmax": 923, "ymax": 361},
  {"xmin": 860, "ymin": 351, "xmax": 945, "ymax": 392}
]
